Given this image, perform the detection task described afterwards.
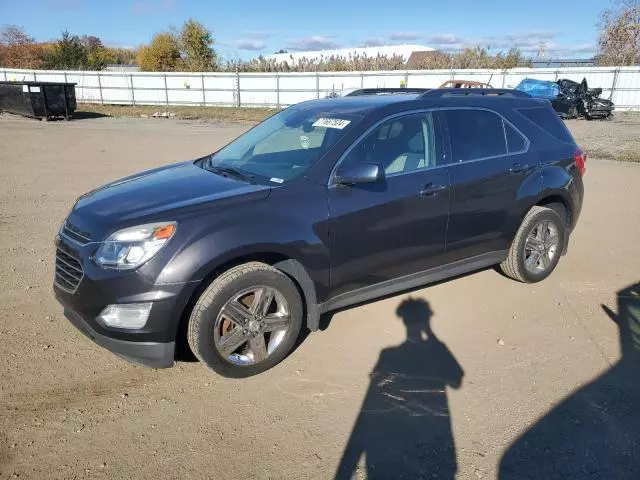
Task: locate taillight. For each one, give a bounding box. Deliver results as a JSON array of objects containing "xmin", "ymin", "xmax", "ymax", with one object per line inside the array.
[{"xmin": 574, "ymin": 148, "xmax": 587, "ymax": 176}]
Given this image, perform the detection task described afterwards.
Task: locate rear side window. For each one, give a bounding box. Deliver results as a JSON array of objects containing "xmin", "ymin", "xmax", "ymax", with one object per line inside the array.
[
  {"xmin": 504, "ymin": 121, "xmax": 527, "ymax": 153},
  {"xmin": 444, "ymin": 109, "xmax": 506, "ymax": 162},
  {"xmin": 516, "ymin": 107, "xmax": 575, "ymax": 144}
]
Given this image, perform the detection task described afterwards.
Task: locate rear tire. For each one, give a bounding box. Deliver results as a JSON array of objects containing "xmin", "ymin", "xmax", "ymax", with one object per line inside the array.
[
  {"xmin": 500, "ymin": 206, "xmax": 566, "ymax": 283},
  {"xmin": 187, "ymin": 262, "xmax": 303, "ymax": 378}
]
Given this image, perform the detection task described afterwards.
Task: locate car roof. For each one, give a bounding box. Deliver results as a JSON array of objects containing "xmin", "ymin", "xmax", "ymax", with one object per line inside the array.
[
  {"xmin": 293, "ymin": 94, "xmax": 423, "ymax": 115},
  {"xmin": 294, "ymin": 92, "xmax": 549, "ymax": 118}
]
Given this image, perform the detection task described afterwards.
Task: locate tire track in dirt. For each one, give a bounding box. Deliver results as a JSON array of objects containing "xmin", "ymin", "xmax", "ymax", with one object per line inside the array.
[
  {"xmin": 0, "ymin": 431, "xmax": 11, "ymax": 472},
  {"xmin": 0, "ymin": 368, "xmax": 153, "ymax": 422}
]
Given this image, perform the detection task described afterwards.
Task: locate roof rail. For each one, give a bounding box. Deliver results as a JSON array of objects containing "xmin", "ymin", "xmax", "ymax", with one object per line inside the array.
[
  {"xmin": 419, "ymin": 88, "xmax": 531, "ymax": 99},
  {"xmin": 344, "ymin": 88, "xmax": 431, "ymax": 96}
]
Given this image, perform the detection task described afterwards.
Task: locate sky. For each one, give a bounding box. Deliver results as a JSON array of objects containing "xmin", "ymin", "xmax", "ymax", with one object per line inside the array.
[{"xmin": 1, "ymin": 0, "xmax": 607, "ymax": 59}]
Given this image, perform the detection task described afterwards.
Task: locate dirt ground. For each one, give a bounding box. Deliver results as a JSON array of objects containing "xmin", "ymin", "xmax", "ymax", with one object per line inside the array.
[
  {"xmin": 75, "ymin": 104, "xmax": 279, "ymax": 124},
  {"xmin": 0, "ymin": 113, "xmax": 639, "ymax": 480}
]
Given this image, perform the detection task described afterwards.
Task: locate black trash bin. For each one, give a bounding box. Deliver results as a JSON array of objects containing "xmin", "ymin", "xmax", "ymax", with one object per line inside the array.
[{"xmin": 0, "ymin": 81, "xmax": 77, "ymax": 120}]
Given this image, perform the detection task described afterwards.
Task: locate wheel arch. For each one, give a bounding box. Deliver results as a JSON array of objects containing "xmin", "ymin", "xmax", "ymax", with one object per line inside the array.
[
  {"xmin": 535, "ymin": 195, "xmax": 571, "ymax": 228},
  {"xmin": 517, "ymin": 194, "xmax": 572, "ymax": 257},
  {"xmin": 173, "ymin": 252, "xmax": 320, "ymax": 361}
]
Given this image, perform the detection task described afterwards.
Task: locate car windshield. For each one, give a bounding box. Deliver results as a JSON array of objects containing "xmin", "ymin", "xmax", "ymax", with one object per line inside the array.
[{"xmin": 204, "ymin": 106, "xmax": 360, "ymax": 183}]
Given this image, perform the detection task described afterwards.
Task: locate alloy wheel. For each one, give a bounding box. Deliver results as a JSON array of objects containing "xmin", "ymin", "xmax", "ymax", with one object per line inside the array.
[
  {"xmin": 214, "ymin": 286, "xmax": 291, "ymax": 366},
  {"xmin": 524, "ymin": 220, "xmax": 560, "ymax": 274}
]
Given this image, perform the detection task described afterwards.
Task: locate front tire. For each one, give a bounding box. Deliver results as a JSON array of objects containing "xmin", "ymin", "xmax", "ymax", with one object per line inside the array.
[
  {"xmin": 187, "ymin": 262, "xmax": 303, "ymax": 378},
  {"xmin": 500, "ymin": 206, "xmax": 566, "ymax": 283}
]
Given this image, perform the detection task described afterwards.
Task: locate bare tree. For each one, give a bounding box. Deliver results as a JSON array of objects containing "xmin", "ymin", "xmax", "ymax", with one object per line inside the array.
[
  {"xmin": 0, "ymin": 25, "xmax": 46, "ymax": 68},
  {"xmin": 0, "ymin": 25, "xmax": 34, "ymax": 45},
  {"xmin": 597, "ymin": 0, "xmax": 640, "ymax": 65}
]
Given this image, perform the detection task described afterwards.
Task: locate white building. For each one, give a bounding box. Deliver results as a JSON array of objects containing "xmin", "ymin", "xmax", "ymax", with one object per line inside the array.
[{"xmin": 266, "ymin": 44, "xmax": 434, "ymax": 64}]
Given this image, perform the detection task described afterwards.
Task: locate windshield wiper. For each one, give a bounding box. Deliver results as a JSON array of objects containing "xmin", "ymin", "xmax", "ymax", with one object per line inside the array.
[{"xmin": 206, "ymin": 165, "xmax": 254, "ymax": 183}]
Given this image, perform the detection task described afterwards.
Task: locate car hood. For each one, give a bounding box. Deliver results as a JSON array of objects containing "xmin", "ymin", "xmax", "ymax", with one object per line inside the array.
[{"xmin": 68, "ymin": 161, "xmax": 270, "ymax": 238}]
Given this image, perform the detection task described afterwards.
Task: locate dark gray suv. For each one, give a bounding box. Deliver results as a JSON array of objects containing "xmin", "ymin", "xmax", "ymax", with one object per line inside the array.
[{"xmin": 54, "ymin": 88, "xmax": 585, "ymax": 377}]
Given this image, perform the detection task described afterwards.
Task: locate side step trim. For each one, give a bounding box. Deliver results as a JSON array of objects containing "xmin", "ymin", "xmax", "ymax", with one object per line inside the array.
[{"xmin": 320, "ymin": 250, "xmax": 508, "ymax": 313}]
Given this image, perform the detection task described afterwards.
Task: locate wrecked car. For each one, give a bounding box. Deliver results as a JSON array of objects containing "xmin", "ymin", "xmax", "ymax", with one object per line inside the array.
[{"xmin": 515, "ymin": 78, "xmax": 614, "ymax": 120}]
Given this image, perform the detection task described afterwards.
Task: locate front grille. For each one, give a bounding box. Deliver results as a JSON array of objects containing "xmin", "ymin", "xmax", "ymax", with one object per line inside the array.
[
  {"xmin": 61, "ymin": 221, "xmax": 92, "ymax": 245},
  {"xmin": 55, "ymin": 248, "xmax": 84, "ymax": 293}
]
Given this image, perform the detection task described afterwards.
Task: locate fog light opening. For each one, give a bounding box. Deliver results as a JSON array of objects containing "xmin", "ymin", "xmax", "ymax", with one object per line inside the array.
[{"xmin": 98, "ymin": 303, "xmax": 152, "ymax": 329}]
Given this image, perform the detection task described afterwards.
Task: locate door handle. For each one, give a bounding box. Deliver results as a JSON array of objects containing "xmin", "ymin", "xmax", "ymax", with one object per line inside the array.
[
  {"xmin": 509, "ymin": 163, "xmax": 529, "ymax": 173},
  {"xmin": 419, "ymin": 184, "xmax": 447, "ymax": 197}
]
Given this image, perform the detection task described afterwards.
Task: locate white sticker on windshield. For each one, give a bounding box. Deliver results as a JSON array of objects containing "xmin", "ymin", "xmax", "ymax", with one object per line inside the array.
[
  {"xmin": 22, "ymin": 85, "xmax": 28, "ymax": 92},
  {"xmin": 300, "ymin": 135, "xmax": 309, "ymax": 149},
  {"xmin": 30, "ymin": 86, "xmax": 41, "ymax": 93},
  {"xmin": 270, "ymin": 177, "xmax": 284, "ymax": 184},
  {"xmin": 313, "ymin": 118, "xmax": 351, "ymax": 129}
]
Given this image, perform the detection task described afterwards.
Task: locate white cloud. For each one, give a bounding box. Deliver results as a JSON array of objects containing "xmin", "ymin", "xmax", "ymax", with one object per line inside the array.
[
  {"xmin": 361, "ymin": 37, "xmax": 386, "ymax": 47},
  {"xmin": 284, "ymin": 35, "xmax": 340, "ymax": 51},
  {"xmin": 231, "ymin": 39, "xmax": 267, "ymax": 51},
  {"xmin": 424, "ymin": 34, "xmax": 467, "ymax": 46},
  {"xmin": 388, "ymin": 32, "xmax": 423, "ymax": 41}
]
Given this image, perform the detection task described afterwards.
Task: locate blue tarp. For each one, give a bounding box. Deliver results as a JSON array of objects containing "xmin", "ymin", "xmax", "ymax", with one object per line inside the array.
[{"xmin": 515, "ymin": 79, "xmax": 559, "ymax": 99}]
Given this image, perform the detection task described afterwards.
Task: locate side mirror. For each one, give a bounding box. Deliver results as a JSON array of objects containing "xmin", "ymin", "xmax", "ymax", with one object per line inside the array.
[{"xmin": 334, "ymin": 163, "xmax": 384, "ymax": 186}]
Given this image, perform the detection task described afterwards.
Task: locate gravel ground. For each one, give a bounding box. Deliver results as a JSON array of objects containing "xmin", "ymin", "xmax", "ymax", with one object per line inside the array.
[
  {"xmin": 0, "ymin": 113, "xmax": 639, "ymax": 480},
  {"xmin": 566, "ymin": 113, "xmax": 640, "ymax": 162}
]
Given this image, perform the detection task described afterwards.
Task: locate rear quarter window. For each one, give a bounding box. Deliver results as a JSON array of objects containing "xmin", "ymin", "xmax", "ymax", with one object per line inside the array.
[
  {"xmin": 444, "ymin": 109, "xmax": 507, "ymax": 162},
  {"xmin": 504, "ymin": 121, "xmax": 527, "ymax": 153},
  {"xmin": 516, "ymin": 107, "xmax": 575, "ymax": 144}
]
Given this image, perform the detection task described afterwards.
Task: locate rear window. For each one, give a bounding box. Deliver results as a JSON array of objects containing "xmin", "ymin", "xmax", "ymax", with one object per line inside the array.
[
  {"xmin": 445, "ymin": 109, "xmax": 506, "ymax": 162},
  {"xmin": 516, "ymin": 107, "xmax": 575, "ymax": 144}
]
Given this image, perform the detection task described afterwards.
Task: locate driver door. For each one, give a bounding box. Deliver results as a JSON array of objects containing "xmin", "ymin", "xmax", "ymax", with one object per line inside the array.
[{"xmin": 328, "ymin": 112, "xmax": 451, "ymax": 298}]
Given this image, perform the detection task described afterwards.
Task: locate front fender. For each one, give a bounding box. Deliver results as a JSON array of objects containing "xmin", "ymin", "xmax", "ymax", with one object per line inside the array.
[
  {"xmin": 273, "ymin": 259, "xmax": 321, "ymax": 331},
  {"xmin": 147, "ymin": 180, "xmax": 331, "ymax": 334},
  {"xmin": 157, "ymin": 213, "xmax": 328, "ymax": 287}
]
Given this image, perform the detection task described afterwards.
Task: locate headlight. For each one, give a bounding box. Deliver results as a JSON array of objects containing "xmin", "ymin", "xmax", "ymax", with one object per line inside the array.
[{"xmin": 94, "ymin": 222, "xmax": 176, "ymax": 270}]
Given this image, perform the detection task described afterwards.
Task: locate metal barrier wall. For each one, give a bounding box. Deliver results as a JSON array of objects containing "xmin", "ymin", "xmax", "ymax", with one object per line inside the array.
[{"xmin": 2, "ymin": 66, "xmax": 639, "ymax": 110}]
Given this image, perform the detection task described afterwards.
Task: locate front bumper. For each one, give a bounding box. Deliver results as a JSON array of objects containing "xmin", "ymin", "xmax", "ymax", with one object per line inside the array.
[
  {"xmin": 53, "ymin": 233, "xmax": 200, "ymax": 368},
  {"xmin": 64, "ymin": 307, "xmax": 175, "ymax": 368}
]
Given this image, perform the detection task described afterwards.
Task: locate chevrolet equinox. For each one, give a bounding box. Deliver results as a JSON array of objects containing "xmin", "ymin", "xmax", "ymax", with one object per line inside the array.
[{"xmin": 54, "ymin": 88, "xmax": 585, "ymax": 377}]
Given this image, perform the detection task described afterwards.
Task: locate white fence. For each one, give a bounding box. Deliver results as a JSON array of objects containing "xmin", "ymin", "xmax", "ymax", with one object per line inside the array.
[{"xmin": 2, "ymin": 66, "xmax": 639, "ymax": 110}]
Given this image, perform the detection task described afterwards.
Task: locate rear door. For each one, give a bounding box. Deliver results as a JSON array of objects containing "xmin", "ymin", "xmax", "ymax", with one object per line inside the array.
[
  {"xmin": 328, "ymin": 111, "xmax": 451, "ymax": 298},
  {"xmin": 439, "ymin": 108, "xmax": 538, "ymax": 262}
]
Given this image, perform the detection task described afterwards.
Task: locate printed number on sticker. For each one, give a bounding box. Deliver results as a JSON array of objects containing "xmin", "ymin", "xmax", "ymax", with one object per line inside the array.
[{"xmin": 313, "ymin": 118, "xmax": 351, "ymax": 129}]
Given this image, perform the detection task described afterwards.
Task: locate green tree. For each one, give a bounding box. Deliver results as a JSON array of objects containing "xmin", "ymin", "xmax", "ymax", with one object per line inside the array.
[
  {"xmin": 104, "ymin": 47, "xmax": 138, "ymax": 65},
  {"xmin": 137, "ymin": 32, "xmax": 181, "ymax": 71},
  {"xmin": 597, "ymin": 0, "xmax": 640, "ymax": 65},
  {"xmin": 81, "ymin": 35, "xmax": 109, "ymax": 70},
  {"xmin": 179, "ymin": 19, "xmax": 216, "ymax": 71},
  {"xmin": 43, "ymin": 31, "xmax": 89, "ymax": 69}
]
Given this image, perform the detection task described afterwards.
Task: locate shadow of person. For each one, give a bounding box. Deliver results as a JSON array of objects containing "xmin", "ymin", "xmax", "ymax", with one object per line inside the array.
[
  {"xmin": 499, "ymin": 282, "xmax": 640, "ymax": 480},
  {"xmin": 335, "ymin": 297, "xmax": 464, "ymax": 479}
]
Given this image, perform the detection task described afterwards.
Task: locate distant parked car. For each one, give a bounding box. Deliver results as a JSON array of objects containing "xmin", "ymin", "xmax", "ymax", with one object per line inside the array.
[
  {"xmin": 54, "ymin": 87, "xmax": 585, "ymax": 377},
  {"xmin": 516, "ymin": 78, "xmax": 614, "ymax": 119},
  {"xmin": 439, "ymin": 80, "xmax": 493, "ymax": 89}
]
